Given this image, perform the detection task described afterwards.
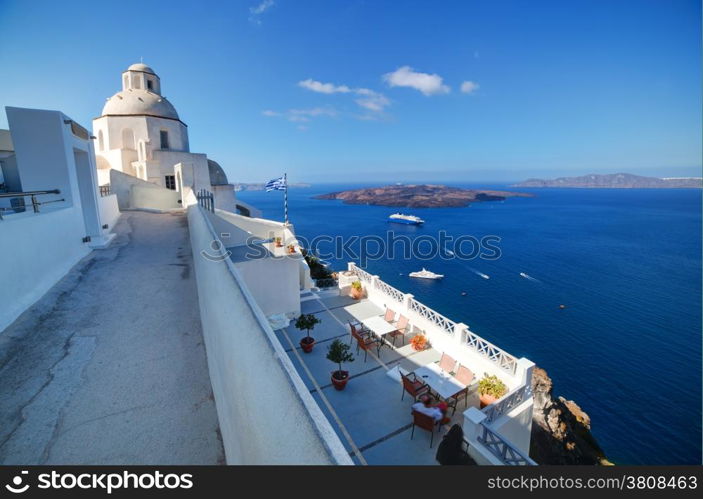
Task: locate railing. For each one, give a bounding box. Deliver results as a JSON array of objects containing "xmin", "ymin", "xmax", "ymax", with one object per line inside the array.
[
  {"xmin": 99, "ymin": 185, "xmax": 111, "ymax": 197},
  {"xmin": 349, "ymin": 263, "xmax": 519, "ymax": 375},
  {"xmin": 196, "ymin": 189, "xmax": 214, "ymax": 212},
  {"xmin": 482, "ymin": 383, "xmax": 530, "ymax": 424},
  {"xmin": 374, "ymin": 279, "xmax": 405, "ymax": 303},
  {"xmin": 350, "ymin": 265, "xmax": 374, "ymax": 284},
  {"xmin": 464, "ymin": 328, "xmax": 518, "ymax": 375},
  {"xmin": 409, "ymin": 298, "xmax": 456, "ymax": 336},
  {"xmin": 478, "ymin": 424, "xmax": 536, "ymax": 465},
  {"xmin": 0, "ymin": 189, "xmax": 64, "ymax": 220}
]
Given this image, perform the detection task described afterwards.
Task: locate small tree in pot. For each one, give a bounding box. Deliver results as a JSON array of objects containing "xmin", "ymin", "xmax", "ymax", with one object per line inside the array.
[
  {"xmin": 295, "ymin": 313, "xmax": 321, "ymax": 353},
  {"xmin": 326, "ymin": 339, "xmax": 354, "ymax": 390}
]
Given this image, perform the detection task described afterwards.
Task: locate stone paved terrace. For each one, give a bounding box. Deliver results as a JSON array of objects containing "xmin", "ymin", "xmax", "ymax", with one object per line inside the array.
[
  {"xmin": 0, "ymin": 211, "xmax": 224, "ymax": 464},
  {"xmin": 276, "ymin": 292, "xmax": 477, "ymax": 465}
]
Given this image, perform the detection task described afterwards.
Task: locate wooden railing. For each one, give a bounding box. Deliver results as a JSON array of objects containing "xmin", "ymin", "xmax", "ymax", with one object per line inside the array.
[{"xmin": 478, "ymin": 424, "xmax": 536, "ymax": 465}]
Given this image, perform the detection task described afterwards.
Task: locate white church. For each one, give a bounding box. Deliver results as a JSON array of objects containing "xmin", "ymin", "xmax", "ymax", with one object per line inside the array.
[{"xmin": 93, "ymin": 62, "xmax": 258, "ymax": 216}]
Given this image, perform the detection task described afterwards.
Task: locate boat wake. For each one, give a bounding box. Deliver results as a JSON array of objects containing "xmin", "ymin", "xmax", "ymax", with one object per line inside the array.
[
  {"xmin": 520, "ymin": 272, "xmax": 540, "ymax": 282},
  {"xmin": 470, "ymin": 268, "xmax": 490, "ymax": 280}
]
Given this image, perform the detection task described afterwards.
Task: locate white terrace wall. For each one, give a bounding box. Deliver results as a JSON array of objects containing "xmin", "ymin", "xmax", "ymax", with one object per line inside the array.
[{"xmin": 187, "ymin": 205, "xmax": 352, "ymax": 464}]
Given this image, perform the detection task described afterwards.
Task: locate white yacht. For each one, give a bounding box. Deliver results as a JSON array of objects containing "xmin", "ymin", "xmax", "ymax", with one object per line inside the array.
[{"xmin": 408, "ymin": 268, "xmax": 444, "ymax": 279}]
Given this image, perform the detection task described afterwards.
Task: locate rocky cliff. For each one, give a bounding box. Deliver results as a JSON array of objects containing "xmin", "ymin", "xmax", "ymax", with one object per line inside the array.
[{"xmin": 530, "ymin": 367, "xmax": 612, "ymax": 465}]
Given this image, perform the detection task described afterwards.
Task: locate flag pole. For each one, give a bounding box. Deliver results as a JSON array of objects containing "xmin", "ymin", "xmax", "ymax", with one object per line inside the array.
[{"xmin": 284, "ymin": 173, "xmax": 289, "ymax": 225}]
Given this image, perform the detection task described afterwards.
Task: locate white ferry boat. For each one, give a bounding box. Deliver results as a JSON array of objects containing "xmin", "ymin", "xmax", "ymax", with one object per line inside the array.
[
  {"xmin": 388, "ymin": 213, "xmax": 425, "ymax": 225},
  {"xmin": 408, "ymin": 268, "xmax": 444, "ymax": 279}
]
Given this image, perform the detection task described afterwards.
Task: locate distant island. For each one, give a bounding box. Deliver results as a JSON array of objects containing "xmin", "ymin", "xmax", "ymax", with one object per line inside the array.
[
  {"xmin": 512, "ymin": 173, "xmax": 702, "ymax": 189},
  {"xmin": 314, "ymin": 184, "xmax": 533, "ymax": 208},
  {"xmin": 234, "ymin": 182, "xmax": 311, "ymax": 191}
]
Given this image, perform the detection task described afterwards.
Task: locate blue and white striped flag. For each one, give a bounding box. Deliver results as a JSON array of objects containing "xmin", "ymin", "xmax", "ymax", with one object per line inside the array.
[{"xmin": 265, "ymin": 175, "xmax": 286, "ymax": 192}]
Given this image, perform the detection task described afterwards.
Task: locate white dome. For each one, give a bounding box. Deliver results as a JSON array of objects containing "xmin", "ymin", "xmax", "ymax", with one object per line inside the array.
[
  {"xmin": 101, "ymin": 90, "xmax": 179, "ymax": 120},
  {"xmin": 127, "ymin": 63, "xmax": 156, "ymax": 74}
]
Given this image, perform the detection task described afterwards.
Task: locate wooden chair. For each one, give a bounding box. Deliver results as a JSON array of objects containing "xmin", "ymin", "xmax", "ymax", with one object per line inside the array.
[
  {"xmin": 348, "ymin": 321, "xmax": 372, "ymax": 345},
  {"xmin": 383, "ymin": 307, "xmax": 396, "ymax": 323},
  {"xmin": 410, "ymin": 410, "xmax": 439, "ymax": 447},
  {"xmin": 354, "ymin": 331, "xmax": 384, "ymax": 362},
  {"xmin": 400, "ymin": 371, "xmax": 429, "ymax": 402},
  {"xmin": 387, "ymin": 314, "xmax": 409, "ymax": 346},
  {"xmin": 446, "ymin": 365, "xmax": 475, "ymax": 415},
  {"xmin": 439, "ymin": 352, "xmax": 456, "ymax": 374}
]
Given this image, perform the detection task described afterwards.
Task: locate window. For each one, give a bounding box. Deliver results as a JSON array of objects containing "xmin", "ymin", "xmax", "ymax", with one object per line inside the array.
[
  {"xmin": 147, "ymin": 79, "xmax": 153, "ymax": 90},
  {"xmin": 160, "ymin": 130, "xmax": 169, "ymax": 149},
  {"xmin": 165, "ymin": 175, "xmax": 176, "ymax": 190}
]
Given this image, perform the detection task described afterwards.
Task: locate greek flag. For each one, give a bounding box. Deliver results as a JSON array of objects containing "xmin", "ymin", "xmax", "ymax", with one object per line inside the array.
[{"xmin": 265, "ymin": 176, "xmax": 286, "ymax": 192}]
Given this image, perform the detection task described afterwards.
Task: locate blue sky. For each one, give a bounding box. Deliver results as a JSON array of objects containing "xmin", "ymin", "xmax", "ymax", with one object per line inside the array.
[{"xmin": 0, "ymin": 0, "xmax": 700, "ymax": 183}]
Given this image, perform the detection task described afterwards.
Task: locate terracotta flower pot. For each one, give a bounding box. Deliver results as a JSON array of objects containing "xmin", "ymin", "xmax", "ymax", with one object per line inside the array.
[
  {"xmin": 300, "ymin": 337, "xmax": 315, "ymax": 353},
  {"xmin": 350, "ymin": 287, "xmax": 363, "ymax": 300},
  {"xmin": 479, "ymin": 393, "xmax": 498, "ymax": 408},
  {"xmin": 331, "ymin": 370, "xmax": 350, "ymax": 390}
]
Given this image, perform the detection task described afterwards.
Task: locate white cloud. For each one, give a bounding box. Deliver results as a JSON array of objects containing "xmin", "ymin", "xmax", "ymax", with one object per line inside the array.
[
  {"xmin": 460, "ymin": 81, "xmax": 479, "ymax": 94},
  {"xmin": 298, "ymin": 79, "xmax": 351, "ymax": 94},
  {"xmin": 382, "ymin": 66, "xmax": 450, "ymax": 96},
  {"xmin": 288, "ymin": 107, "xmax": 337, "ymax": 118},
  {"xmin": 249, "ymin": 0, "xmax": 275, "ymax": 24},
  {"xmin": 262, "ymin": 107, "xmax": 337, "ymax": 125},
  {"xmin": 354, "ymin": 88, "xmax": 390, "ymax": 112},
  {"xmin": 298, "ymin": 79, "xmax": 391, "ymax": 113}
]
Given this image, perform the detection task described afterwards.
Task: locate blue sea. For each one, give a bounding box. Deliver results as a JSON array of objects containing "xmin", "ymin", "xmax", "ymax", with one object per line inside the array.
[{"xmin": 237, "ymin": 184, "xmax": 702, "ymax": 465}]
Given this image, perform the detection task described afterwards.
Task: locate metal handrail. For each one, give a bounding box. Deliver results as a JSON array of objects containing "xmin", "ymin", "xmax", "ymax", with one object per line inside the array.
[
  {"xmin": 0, "ymin": 189, "xmax": 60, "ymax": 199},
  {"xmin": 0, "ymin": 189, "xmax": 64, "ymax": 220}
]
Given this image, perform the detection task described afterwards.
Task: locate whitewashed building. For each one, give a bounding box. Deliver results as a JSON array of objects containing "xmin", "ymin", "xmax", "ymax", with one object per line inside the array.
[{"xmin": 93, "ymin": 62, "xmax": 258, "ymax": 216}]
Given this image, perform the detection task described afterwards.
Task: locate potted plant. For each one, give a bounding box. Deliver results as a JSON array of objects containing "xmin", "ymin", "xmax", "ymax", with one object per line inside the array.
[
  {"xmin": 478, "ymin": 373, "xmax": 508, "ymax": 408},
  {"xmin": 295, "ymin": 313, "xmax": 321, "ymax": 353},
  {"xmin": 410, "ymin": 333, "xmax": 428, "ymax": 351},
  {"xmin": 350, "ymin": 280, "xmax": 364, "ymax": 299},
  {"xmin": 287, "ymin": 244, "xmax": 296, "ymax": 254},
  {"xmin": 274, "ymin": 236, "xmax": 283, "ymax": 247},
  {"xmin": 326, "ymin": 339, "xmax": 354, "ymax": 390}
]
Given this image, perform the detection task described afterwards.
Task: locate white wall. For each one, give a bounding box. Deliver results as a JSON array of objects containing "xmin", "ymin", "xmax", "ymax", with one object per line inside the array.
[
  {"xmin": 110, "ymin": 169, "xmax": 180, "ymax": 211},
  {"xmin": 491, "ymin": 399, "xmax": 534, "ymax": 456},
  {"xmin": 98, "ymin": 193, "xmax": 120, "ymax": 232},
  {"xmin": 0, "ymin": 207, "xmax": 90, "ymax": 332},
  {"xmin": 187, "ymin": 205, "xmax": 352, "ymax": 464}
]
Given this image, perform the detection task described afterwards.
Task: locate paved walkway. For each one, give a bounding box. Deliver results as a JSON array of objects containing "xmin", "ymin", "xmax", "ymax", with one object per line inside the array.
[{"xmin": 0, "ymin": 211, "xmax": 224, "ymax": 465}]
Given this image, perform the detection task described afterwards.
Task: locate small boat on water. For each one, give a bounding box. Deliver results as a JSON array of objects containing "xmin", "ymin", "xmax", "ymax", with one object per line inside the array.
[
  {"xmin": 388, "ymin": 213, "xmax": 425, "ymax": 225},
  {"xmin": 519, "ymin": 272, "xmax": 529, "ymax": 278},
  {"xmin": 409, "ymin": 268, "xmax": 444, "ymax": 279}
]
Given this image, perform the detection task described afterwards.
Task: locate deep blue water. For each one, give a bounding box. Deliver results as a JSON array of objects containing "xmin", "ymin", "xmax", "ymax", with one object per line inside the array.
[{"xmin": 237, "ymin": 184, "xmax": 702, "ymax": 465}]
